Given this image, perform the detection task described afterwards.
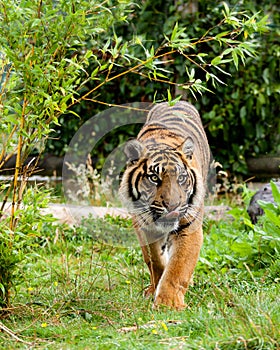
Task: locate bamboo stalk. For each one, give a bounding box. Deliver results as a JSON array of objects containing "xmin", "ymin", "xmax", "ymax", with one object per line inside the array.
[{"xmin": 10, "ymin": 98, "xmax": 27, "ymax": 231}]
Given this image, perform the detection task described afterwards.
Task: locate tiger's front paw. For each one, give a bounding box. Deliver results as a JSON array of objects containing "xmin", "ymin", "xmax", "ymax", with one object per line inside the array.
[{"xmin": 153, "ymin": 287, "xmax": 186, "ymax": 310}]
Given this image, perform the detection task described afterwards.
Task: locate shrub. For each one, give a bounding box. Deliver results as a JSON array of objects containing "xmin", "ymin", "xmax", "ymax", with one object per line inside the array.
[{"xmin": 200, "ymin": 181, "xmax": 280, "ymax": 279}]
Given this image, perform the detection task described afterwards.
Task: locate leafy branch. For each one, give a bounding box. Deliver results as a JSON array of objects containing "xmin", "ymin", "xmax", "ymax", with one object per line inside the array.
[{"xmin": 70, "ymin": 4, "xmax": 269, "ymax": 106}]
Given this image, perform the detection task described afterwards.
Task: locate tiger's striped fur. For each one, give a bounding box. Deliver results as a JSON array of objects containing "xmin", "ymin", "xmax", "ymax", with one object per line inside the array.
[{"xmin": 119, "ymin": 101, "xmax": 210, "ymax": 309}]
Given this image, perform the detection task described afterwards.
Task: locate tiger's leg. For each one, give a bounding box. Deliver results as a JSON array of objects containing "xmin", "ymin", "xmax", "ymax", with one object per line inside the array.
[
  {"xmin": 153, "ymin": 227, "xmax": 203, "ymax": 310},
  {"xmin": 136, "ymin": 232, "xmax": 167, "ymax": 297}
]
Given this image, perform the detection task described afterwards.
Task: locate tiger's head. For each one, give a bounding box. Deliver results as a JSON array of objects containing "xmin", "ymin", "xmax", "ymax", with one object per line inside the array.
[{"xmin": 119, "ymin": 138, "xmax": 205, "ymax": 237}]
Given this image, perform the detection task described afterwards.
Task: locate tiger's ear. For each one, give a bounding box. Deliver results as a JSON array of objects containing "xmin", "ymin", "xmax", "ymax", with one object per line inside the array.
[
  {"xmin": 124, "ymin": 139, "xmax": 145, "ymax": 162},
  {"xmin": 181, "ymin": 137, "xmax": 194, "ymax": 159}
]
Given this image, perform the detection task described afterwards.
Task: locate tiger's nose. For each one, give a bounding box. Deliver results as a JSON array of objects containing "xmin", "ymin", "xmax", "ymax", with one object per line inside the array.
[
  {"xmin": 165, "ymin": 210, "xmax": 180, "ymax": 219},
  {"xmin": 164, "ymin": 201, "xmax": 180, "ymax": 212}
]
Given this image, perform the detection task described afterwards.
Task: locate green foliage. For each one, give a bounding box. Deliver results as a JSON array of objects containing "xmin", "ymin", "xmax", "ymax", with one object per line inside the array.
[
  {"xmin": 200, "ymin": 181, "xmax": 280, "ymax": 279},
  {"xmin": 0, "ymin": 0, "xmax": 136, "ymax": 306},
  {"xmin": 197, "ymin": 1, "xmax": 280, "ymax": 174},
  {"xmin": 0, "ymin": 232, "xmax": 22, "ymax": 307},
  {"xmin": 0, "ymin": 203, "xmax": 279, "ymax": 347},
  {"xmin": 258, "ymin": 181, "xmax": 280, "ymax": 229},
  {"xmin": 44, "ymin": 0, "xmax": 274, "ymax": 176},
  {"xmin": 0, "ymin": 186, "xmax": 56, "ymax": 307},
  {"xmin": 0, "ymin": 0, "xmax": 131, "ymax": 155}
]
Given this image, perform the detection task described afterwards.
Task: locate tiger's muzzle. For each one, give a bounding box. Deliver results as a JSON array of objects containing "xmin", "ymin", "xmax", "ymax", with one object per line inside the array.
[{"xmin": 151, "ymin": 204, "xmax": 186, "ymax": 232}]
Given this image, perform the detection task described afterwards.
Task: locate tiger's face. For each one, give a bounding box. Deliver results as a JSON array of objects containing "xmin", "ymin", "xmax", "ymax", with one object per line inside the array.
[{"xmin": 120, "ymin": 139, "xmax": 199, "ymax": 236}]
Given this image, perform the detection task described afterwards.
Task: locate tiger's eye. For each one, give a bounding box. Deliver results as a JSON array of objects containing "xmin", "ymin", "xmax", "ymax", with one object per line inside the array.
[
  {"xmin": 148, "ymin": 174, "xmax": 159, "ymax": 183},
  {"xmin": 178, "ymin": 174, "xmax": 187, "ymax": 184}
]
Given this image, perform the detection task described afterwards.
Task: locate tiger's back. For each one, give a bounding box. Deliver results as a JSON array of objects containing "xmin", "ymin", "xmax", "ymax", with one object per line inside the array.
[{"xmin": 119, "ymin": 101, "xmax": 210, "ymax": 310}]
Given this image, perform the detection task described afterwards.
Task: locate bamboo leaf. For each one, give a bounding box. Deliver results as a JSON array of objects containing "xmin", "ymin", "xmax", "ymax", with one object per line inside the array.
[
  {"xmin": 171, "ymin": 22, "xmax": 179, "ymax": 42},
  {"xmin": 211, "ymin": 56, "xmax": 222, "ymax": 66},
  {"xmin": 232, "ymin": 50, "xmax": 239, "ymax": 70},
  {"xmin": 222, "ymin": 1, "xmax": 230, "ymax": 17},
  {"xmin": 271, "ymin": 181, "xmax": 280, "ymax": 206}
]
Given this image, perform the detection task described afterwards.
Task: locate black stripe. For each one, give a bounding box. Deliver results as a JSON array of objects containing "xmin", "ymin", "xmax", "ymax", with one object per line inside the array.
[
  {"xmin": 153, "ymin": 155, "xmax": 163, "ymax": 162},
  {"xmin": 138, "ymin": 124, "xmax": 166, "ymax": 138},
  {"xmin": 167, "ymin": 155, "xmax": 180, "ymax": 164},
  {"xmin": 188, "ymin": 169, "xmax": 196, "ymax": 205},
  {"xmin": 133, "ymin": 172, "xmax": 142, "ymax": 201},
  {"xmin": 158, "ymin": 116, "xmax": 204, "ymax": 139},
  {"xmin": 127, "ymin": 160, "xmax": 146, "ymax": 201},
  {"xmin": 127, "ymin": 169, "xmax": 137, "ymax": 201},
  {"xmin": 142, "ymin": 161, "xmax": 147, "ymax": 173},
  {"xmin": 157, "ymin": 131, "xmax": 179, "ymax": 139}
]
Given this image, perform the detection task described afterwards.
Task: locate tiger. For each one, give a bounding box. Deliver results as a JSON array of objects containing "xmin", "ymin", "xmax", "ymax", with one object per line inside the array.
[{"xmin": 119, "ymin": 101, "xmax": 210, "ymax": 310}]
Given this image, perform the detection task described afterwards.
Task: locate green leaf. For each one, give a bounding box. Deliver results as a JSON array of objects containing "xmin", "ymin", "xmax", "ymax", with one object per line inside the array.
[
  {"xmin": 263, "ymin": 210, "xmax": 280, "ymax": 228},
  {"xmin": 167, "ymin": 89, "xmax": 172, "ymax": 103},
  {"xmin": 243, "ymin": 217, "xmax": 255, "ymax": 229},
  {"xmin": 240, "ymin": 106, "xmax": 246, "ymax": 125},
  {"xmin": 91, "ymin": 66, "xmax": 100, "ymax": 78},
  {"xmin": 171, "ymin": 22, "xmax": 179, "ymax": 42},
  {"xmin": 231, "ymin": 241, "xmax": 253, "ymax": 257},
  {"xmin": 84, "ymin": 50, "xmax": 93, "ymax": 60},
  {"xmin": 215, "ymin": 31, "xmax": 230, "ymax": 39},
  {"xmin": 167, "ymin": 92, "xmax": 182, "ymax": 106},
  {"xmin": 215, "ymin": 64, "xmax": 232, "ymax": 76},
  {"xmin": 211, "ymin": 56, "xmax": 222, "ymax": 66},
  {"xmin": 222, "ymin": 2, "xmax": 230, "ymax": 17},
  {"xmin": 258, "ymin": 201, "xmax": 277, "ymax": 220},
  {"xmin": 208, "ymin": 72, "xmax": 226, "ymax": 85},
  {"xmin": 271, "ymin": 181, "xmax": 280, "ymax": 206},
  {"xmin": 232, "ymin": 50, "xmax": 239, "ymax": 70},
  {"xmin": 223, "ymin": 48, "xmax": 233, "ymax": 56}
]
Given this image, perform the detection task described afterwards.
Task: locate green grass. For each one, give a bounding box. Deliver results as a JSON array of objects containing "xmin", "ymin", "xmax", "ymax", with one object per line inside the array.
[{"xmin": 1, "ymin": 214, "xmax": 279, "ymax": 349}]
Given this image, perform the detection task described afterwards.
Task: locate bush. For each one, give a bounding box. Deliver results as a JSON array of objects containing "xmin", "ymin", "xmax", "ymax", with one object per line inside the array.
[
  {"xmin": 0, "ymin": 187, "xmax": 56, "ymax": 307},
  {"xmin": 200, "ymin": 181, "xmax": 280, "ymax": 279}
]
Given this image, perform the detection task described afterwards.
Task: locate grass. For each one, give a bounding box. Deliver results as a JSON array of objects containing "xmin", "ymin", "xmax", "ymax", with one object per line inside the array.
[{"xmin": 1, "ymin": 213, "xmax": 279, "ymax": 349}]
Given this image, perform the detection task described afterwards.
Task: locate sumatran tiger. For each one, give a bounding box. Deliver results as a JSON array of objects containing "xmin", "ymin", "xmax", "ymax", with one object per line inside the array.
[{"xmin": 119, "ymin": 101, "xmax": 210, "ymax": 310}]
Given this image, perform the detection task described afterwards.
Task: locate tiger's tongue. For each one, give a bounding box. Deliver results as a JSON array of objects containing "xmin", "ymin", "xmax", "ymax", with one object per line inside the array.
[{"xmin": 165, "ymin": 211, "xmax": 180, "ymax": 219}]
